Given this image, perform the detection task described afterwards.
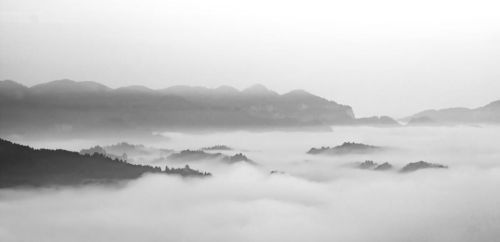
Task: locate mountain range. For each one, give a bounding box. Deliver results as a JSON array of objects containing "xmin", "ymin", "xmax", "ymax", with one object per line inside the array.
[
  {"xmin": 403, "ymin": 100, "xmax": 500, "ymax": 125},
  {"xmin": 0, "ymin": 79, "xmax": 399, "ymax": 137}
]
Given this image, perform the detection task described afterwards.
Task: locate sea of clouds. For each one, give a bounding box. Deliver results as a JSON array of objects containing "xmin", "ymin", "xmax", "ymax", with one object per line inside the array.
[{"xmin": 1, "ymin": 126, "xmax": 500, "ymax": 242}]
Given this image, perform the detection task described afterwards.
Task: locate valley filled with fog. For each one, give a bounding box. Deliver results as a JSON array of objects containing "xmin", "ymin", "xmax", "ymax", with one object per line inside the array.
[
  {"xmin": 1, "ymin": 126, "xmax": 499, "ymax": 242},
  {"xmin": 2, "ymin": 0, "xmax": 499, "ymax": 241}
]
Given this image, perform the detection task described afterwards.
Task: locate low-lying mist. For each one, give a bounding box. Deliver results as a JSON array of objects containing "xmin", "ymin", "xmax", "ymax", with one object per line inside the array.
[{"xmin": 1, "ymin": 126, "xmax": 500, "ymax": 242}]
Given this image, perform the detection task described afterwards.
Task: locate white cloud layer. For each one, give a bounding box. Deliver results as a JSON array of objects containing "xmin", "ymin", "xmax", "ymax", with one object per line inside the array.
[
  {"xmin": 1, "ymin": 165, "xmax": 499, "ymax": 242},
  {"xmin": 1, "ymin": 126, "xmax": 500, "ymax": 241}
]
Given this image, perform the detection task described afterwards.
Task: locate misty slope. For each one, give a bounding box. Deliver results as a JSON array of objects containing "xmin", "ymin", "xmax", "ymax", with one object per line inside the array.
[
  {"xmin": 0, "ymin": 80, "xmax": 395, "ymax": 137},
  {"xmin": 403, "ymin": 100, "xmax": 500, "ymax": 125},
  {"xmin": 80, "ymin": 142, "xmax": 173, "ymax": 164},
  {"xmin": 307, "ymin": 142, "xmax": 383, "ymax": 155},
  {"xmin": 0, "ymin": 138, "xmax": 209, "ymax": 187},
  {"xmin": 167, "ymin": 149, "xmax": 256, "ymax": 165}
]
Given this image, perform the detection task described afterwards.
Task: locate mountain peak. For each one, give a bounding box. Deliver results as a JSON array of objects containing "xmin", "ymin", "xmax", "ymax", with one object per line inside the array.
[
  {"xmin": 161, "ymin": 85, "xmax": 211, "ymax": 95},
  {"xmin": 115, "ymin": 85, "xmax": 154, "ymax": 93},
  {"xmin": 0, "ymin": 80, "xmax": 27, "ymax": 89},
  {"xmin": 31, "ymin": 79, "xmax": 111, "ymax": 93},
  {"xmin": 242, "ymin": 84, "xmax": 278, "ymax": 96},
  {"xmin": 0, "ymin": 80, "xmax": 28, "ymax": 99},
  {"xmin": 214, "ymin": 85, "xmax": 239, "ymax": 94},
  {"xmin": 283, "ymin": 89, "xmax": 314, "ymax": 97},
  {"xmin": 483, "ymin": 100, "xmax": 500, "ymax": 109}
]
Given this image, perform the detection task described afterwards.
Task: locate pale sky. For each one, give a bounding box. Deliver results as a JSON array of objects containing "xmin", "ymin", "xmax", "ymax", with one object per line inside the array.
[{"xmin": 1, "ymin": 0, "xmax": 499, "ymax": 118}]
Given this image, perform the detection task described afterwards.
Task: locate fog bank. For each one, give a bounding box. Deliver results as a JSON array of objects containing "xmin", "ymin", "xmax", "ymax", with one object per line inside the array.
[
  {"xmin": 1, "ymin": 126, "xmax": 500, "ymax": 241},
  {"xmin": 1, "ymin": 166, "xmax": 499, "ymax": 242}
]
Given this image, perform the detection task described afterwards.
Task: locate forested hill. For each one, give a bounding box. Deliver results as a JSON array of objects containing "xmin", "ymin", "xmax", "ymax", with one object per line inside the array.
[{"xmin": 0, "ymin": 138, "xmax": 209, "ymax": 188}]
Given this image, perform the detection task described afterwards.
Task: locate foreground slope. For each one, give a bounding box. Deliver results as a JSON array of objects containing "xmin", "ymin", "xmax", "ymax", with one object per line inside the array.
[{"xmin": 0, "ymin": 138, "xmax": 209, "ymax": 188}]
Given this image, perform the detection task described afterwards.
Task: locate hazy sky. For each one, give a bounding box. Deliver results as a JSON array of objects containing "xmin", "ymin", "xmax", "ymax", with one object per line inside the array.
[{"xmin": 0, "ymin": 0, "xmax": 499, "ymax": 117}]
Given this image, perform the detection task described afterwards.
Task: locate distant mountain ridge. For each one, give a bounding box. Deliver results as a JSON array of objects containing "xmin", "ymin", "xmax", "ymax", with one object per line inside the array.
[
  {"xmin": 0, "ymin": 79, "xmax": 398, "ymax": 137},
  {"xmin": 403, "ymin": 100, "xmax": 500, "ymax": 125}
]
